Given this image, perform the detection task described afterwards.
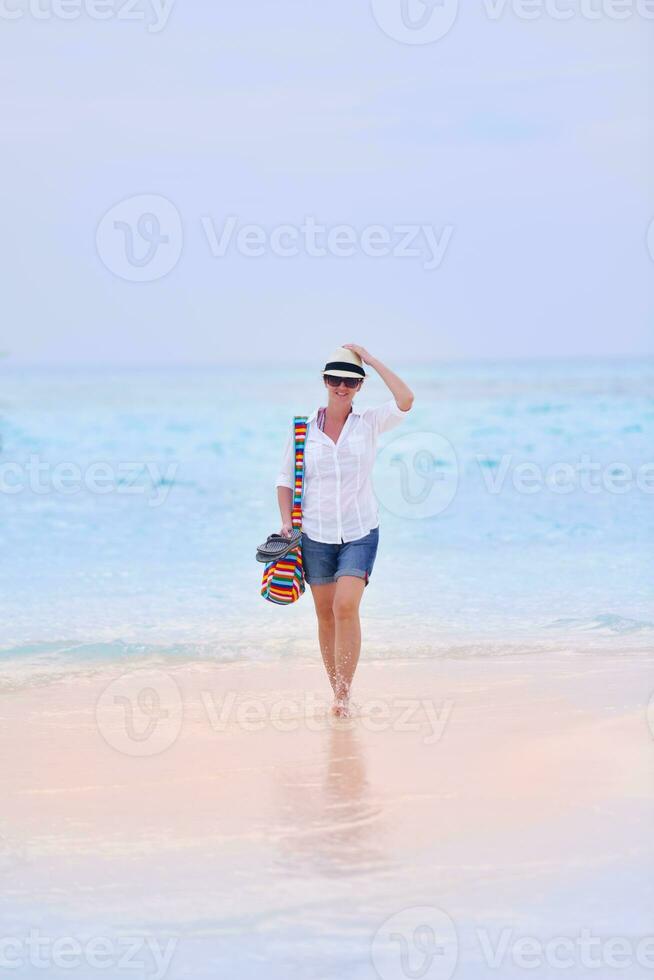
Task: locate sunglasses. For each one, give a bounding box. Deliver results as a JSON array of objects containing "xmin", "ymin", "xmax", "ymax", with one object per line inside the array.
[{"xmin": 324, "ymin": 374, "xmax": 363, "ymax": 389}]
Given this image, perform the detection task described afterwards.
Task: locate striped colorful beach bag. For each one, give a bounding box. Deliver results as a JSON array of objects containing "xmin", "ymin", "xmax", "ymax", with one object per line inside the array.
[{"xmin": 260, "ymin": 416, "xmax": 309, "ymax": 605}]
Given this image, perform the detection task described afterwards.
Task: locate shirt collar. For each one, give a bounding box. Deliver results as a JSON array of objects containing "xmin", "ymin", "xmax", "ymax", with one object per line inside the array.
[{"xmin": 307, "ymin": 405, "xmax": 360, "ymax": 424}]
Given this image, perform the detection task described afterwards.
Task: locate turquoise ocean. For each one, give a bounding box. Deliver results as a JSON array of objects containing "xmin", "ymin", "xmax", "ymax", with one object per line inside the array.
[{"xmin": 1, "ymin": 358, "xmax": 653, "ymax": 681}]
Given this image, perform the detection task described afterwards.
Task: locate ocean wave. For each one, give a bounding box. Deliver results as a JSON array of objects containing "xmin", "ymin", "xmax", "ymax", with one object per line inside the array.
[
  {"xmin": 546, "ymin": 614, "xmax": 654, "ymax": 635},
  {"xmin": 1, "ymin": 630, "xmax": 652, "ymax": 693}
]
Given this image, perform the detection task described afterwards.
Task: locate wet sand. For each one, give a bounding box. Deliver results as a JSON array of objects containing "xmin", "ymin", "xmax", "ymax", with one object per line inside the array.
[{"xmin": 1, "ymin": 654, "xmax": 653, "ymax": 979}]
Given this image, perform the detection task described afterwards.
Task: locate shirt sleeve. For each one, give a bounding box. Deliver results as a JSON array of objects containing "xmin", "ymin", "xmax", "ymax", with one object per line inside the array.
[
  {"xmin": 274, "ymin": 426, "xmax": 294, "ymax": 490},
  {"xmin": 362, "ymin": 398, "xmax": 412, "ymax": 437}
]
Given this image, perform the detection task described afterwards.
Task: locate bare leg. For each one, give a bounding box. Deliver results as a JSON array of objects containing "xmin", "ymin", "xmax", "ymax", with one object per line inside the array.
[
  {"xmin": 332, "ymin": 575, "xmax": 366, "ymax": 715},
  {"xmin": 309, "ymin": 582, "xmax": 337, "ymax": 693}
]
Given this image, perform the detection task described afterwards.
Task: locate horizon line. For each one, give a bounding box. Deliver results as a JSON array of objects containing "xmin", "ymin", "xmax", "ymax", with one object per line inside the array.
[{"xmin": 1, "ymin": 352, "xmax": 653, "ymax": 370}]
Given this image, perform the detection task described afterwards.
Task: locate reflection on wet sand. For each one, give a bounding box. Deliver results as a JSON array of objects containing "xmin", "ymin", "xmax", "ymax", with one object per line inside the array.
[{"xmin": 273, "ymin": 722, "xmax": 390, "ymax": 878}]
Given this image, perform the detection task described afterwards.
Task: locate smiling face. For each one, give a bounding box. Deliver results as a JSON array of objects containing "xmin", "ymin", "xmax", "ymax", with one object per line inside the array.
[{"xmin": 323, "ymin": 374, "xmax": 364, "ymax": 410}]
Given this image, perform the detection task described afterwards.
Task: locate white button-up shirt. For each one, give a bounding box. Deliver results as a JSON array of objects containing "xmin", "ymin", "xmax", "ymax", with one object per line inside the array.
[{"xmin": 275, "ymin": 398, "xmax": 411, "ymax": 543}]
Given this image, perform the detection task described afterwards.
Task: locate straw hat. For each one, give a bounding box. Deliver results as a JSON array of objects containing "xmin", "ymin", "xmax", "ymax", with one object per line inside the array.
[{"xmin": 322, "ymin": 345, "xmax": 366, "ymax": 379}]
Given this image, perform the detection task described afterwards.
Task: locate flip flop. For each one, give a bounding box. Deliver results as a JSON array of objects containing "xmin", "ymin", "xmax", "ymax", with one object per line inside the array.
[{"xmin": 255, "ymin": 529, "xmax": 302, "ymax": 563}]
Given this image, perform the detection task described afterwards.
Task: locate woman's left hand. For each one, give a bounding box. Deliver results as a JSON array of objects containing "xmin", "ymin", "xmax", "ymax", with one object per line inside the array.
[{"xmin": 343, "ymin": 343, "xmax": 374, "ymax": 365}]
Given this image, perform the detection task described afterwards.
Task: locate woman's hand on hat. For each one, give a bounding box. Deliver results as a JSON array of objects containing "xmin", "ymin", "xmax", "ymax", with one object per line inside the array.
[{"xmin": 343, "ymin": 343, "xmax": 372, "ymax": 365}]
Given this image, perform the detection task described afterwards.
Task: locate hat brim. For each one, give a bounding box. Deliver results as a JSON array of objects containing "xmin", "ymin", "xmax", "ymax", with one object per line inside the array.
[{"xmin": 323, "ymin": 370, "xmax": 366, "ymax": 379}]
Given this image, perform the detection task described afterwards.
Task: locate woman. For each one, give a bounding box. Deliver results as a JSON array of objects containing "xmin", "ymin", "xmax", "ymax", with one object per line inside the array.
[{"xmin": 275, "ymin": 344, "xmax": 414, "ymax": 717}]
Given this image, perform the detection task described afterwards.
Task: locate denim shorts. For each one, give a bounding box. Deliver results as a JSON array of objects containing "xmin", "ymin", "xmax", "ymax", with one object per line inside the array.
[{"xmin": 301, "ymin": 526, "xmax": 379, "ymax": 587}]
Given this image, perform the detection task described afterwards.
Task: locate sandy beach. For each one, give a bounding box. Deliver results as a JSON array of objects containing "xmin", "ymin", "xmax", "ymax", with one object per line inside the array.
[
  {"xmin": 2, "ymin": 653, "xmax": 653, "ymax": 979},
  {"xmin": 1, "ymin": 0, "xmax": 652, "ymax": 969}
]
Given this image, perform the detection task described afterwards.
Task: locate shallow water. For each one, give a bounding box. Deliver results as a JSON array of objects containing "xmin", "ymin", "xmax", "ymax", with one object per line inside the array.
[{"xmin": 0, "ymin": 359, "xmax": 653, "ymax": 679}]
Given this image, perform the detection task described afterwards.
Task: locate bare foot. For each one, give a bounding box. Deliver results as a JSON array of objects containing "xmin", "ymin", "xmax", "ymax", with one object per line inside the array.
[{"xmin": 331, "ymin": 698, "xmax": 350, "ymax": 718}]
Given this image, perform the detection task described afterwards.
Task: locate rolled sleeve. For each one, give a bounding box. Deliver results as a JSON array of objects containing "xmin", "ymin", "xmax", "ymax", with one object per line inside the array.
[
  {"xmin": 363, "ymin": 398, "xmax": 412, "ymax": 437},
  {"xmin": 274, "ymin": 429, "xmax": 294, "ymax": 490}
]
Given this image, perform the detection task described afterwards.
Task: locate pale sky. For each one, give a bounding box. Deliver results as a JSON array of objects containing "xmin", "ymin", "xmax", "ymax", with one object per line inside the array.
[{"xmin": 0, "ymin": 1, "xmax": 652, "ymax": 365}]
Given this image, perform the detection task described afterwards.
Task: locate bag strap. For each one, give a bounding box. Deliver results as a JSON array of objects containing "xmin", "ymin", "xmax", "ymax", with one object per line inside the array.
[{"xmin": 291, "ymin": 415, "xmax": 309, "ymax": 530}]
